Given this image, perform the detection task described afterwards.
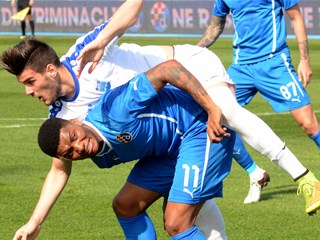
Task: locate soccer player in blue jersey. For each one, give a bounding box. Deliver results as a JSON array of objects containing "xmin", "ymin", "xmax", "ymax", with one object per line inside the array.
[
  {"xmin": 197, "ymin": 0, "xmax": 320, "ymax": 208},
  {"xmin": 37, "ymin": 59, "xmax": 236, "ymax": 240}
]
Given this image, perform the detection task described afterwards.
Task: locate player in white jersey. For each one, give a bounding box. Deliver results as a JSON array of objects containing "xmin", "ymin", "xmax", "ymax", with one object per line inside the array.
[{"xmin": 198, "ymin": 0, "xmax": 320, "ymax": 209}]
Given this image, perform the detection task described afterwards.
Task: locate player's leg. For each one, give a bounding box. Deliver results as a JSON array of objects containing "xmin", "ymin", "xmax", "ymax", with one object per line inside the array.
[
  {"xmin": 291, "ymin": 105, "xmax": 320, "ymax": 213},
  {"xmin": 17, "ymin": 3, "xmax": 27, "ymax": 38},
  {"xmin": 291, "ymin": 105, "xmax": 320, "ymax": 148},
  {"xmin": 233, "ymin": 134, "xmax": 270, "ymax": 204},
  {"xmin": 113, "ymin": 181, "xmax": 161, "ymax": 239},
  {"xmin": 210, "ymin": 83, "xmax": 304, "ymax": 173},
  {"xmin": 113, "ymin": 181, "xmax": 161, "ymax": 218},
  {"xmin": 290, "ymin": 105, "xmax": 320, "ymax": 214},
  {"xmin": 174, "ymin": 45, "xmax": 270, "ymax": 204},
  {"xmin": 165, "ymin": 202, "xmax": 205, "ymax": 239},
  {"xmin": 20, "ymin": 20, "xmax": 26, "ymax": 38},
  {"xmin": 196, "ymin": 199, "xmax": 227, "ymax": 240},
  {"xmin": 113, "ymin": 155, "xmax": 179, "ymax": 239},
  {"xmin": 26, "ymin": 7, "xmax": 35, "ymax": 36},
  {"xmin": 163, "ymin": 197, "xmax": 227, "ymax": 240},
  {"xmin": 226, "ymin": 63, "xmax": 273, "ymax": 203},
  {"xmin": 113, "ymin": 156, "xmax": 176, "ymax": 239}
]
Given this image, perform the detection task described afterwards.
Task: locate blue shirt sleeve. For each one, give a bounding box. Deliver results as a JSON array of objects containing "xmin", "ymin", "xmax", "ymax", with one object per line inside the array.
[
  {"xmin": 99, "ymin": 72, "xmax": 158, "ymax": 123},
  {"xmin": 280, "ymin": 0, "xmax": 299, "ymax": 10},
  {"xmin": 213, "ymin": 0, "xmax": 230, "ymax": 16}
]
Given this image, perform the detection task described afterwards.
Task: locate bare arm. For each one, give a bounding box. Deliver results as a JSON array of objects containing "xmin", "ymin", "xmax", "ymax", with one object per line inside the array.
[
  {"xmin": 286, "ymin": 3, "xmax": 312, "ymax": 87},
  {"xmin": 13, "ymin": 158, "xmax": 72, "ymax": 240},
  {"xmin": 76, "ymin": 0, "xmax": 143, "ymax": 77},
  {"xmin": 145, "ymin": 59, "xmax": 230, "ymax": 142},
  {"xmin": 197, "ymin": 15, "xmax": 226, "ymax": 48}
]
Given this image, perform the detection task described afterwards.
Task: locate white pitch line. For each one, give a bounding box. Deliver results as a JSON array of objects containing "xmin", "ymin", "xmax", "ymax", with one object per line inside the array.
[
  {"xmin": 0, "ymin": 109, "xmax": 320, "ymax": 128},
  {"xmin": 252, "ymin": 109, "xmax": 320, "ymax": 116},
  {"xmin": 0, "ymin": 117, "xmax": 46, "ymax": 128},
  {"xmin": 0, "ymin": 124, "xmax": 41, "ymax": 129},
  {"xmin": 0, "ymin": 117, "xmax": 46, "ymax": 121}
]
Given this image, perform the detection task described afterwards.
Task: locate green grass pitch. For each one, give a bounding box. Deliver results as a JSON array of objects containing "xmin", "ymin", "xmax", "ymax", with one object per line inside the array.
[{"xmin": 0, "ymin": 35, "xmax": 319, "ymax": 239}]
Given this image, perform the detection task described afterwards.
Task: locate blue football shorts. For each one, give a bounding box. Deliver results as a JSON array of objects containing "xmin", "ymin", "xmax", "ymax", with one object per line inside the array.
[
  {"xmin": 127, "ymin": 128, "xmax": 235, "ymax": 204},
  {"xmin": 228, "ymin": 50, "xmax": 311, "ymax": 112}
]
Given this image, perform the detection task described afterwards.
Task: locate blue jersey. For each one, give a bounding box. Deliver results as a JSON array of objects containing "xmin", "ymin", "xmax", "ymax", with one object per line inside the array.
[
  {"xmin": 85, "ymin": 73, "xmax": 235, "ymax": 203},
  {"xmin": 213, "ymin": 0, "xmax": 299, "ymax": 64},
  {"xmin": 85, "ymin": 73, "xmax": 207, "ymax": 167}
]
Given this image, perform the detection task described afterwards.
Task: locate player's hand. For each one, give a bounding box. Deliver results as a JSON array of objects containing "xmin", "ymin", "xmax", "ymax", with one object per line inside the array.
[
  {"xmin": 13, "ymin": 221, "xmax": 41, "ymax": 240},
  {"xmin": 298, "ymin": 59, "xmax": 312, "ymax": 88},
  {"xmin": 76, "ymin": 38, "xmax": 105, "ymax": 78},
  {"xmin": 206, "ymin": 106, "xmax": 230, "ymax": 143}
]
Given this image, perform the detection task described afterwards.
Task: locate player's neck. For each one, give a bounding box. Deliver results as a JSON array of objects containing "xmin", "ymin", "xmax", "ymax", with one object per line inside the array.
[{"xmin": 60, "ymin": 65, "xmax": 76, "ymax": 99}]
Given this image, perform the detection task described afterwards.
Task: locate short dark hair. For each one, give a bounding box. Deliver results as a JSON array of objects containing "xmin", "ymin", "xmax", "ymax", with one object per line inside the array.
[
  {"xmin": 38, "ymin": 118, "xmax": 69, "ymax": 158},
  {"xmin": 0, "ymin": 38, "xmax": 61, "ymax": 76}
]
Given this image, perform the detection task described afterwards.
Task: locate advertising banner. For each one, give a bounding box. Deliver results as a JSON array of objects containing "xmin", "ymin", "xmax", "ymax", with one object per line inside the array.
[{"xmin": 0, "ymin": 0, "xmax": 319, "ymax": 37}]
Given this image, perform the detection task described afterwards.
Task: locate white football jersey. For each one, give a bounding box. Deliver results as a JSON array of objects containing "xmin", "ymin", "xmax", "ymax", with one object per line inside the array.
[
  {"xmin": 48, "ymin": 22, "xmax": 167, "ymax": 121},
  {"xmin": 49, "ymin": 21, "xmax": 232, "ymax": 122}
]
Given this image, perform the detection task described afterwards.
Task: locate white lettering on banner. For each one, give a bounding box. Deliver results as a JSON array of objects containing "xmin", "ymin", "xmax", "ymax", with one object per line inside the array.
[
  {"xmin": 172, "ymin": 8, "xmax": 194, "ymax": 28},
  {"xmin": 0, "ymin": 1, "xmax": 319, "ymax": 36},
  {"xmin": 301, "ymin": 7, "xmax": 314, "ymax": 28},
  {"xmin": 319, "ymin": 7, "xmax": 320, "ymax": 29},
  {"xmin": 1, "ymin": 8, "xmax": 19, "ymax": 26},
  {"xmin": 34, "ymin": 7, "xmax": 111, "ymax": 27},
  {"xmin": 198, "ymin": 8, "xmax": 210, "ymax": 29}
]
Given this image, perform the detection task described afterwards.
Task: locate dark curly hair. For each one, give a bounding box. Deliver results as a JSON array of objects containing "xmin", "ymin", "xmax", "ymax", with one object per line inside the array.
[
  {"xmin": 38, "ymin": 118, "xmax": 69, "ymax": 158},
  {"xmin": 0, "ymin": 38, "xmax": 61, "ymax": 76}
]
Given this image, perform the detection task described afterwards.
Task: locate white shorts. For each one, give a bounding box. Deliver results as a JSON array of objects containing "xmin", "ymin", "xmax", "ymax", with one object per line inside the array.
[{"xmin": 173, "ymin": 44, "xmax": 234, "ymax": 89}]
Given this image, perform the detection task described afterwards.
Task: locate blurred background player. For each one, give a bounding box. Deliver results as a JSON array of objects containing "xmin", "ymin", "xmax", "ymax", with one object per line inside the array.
[
  {"xmin": 11, "ymin": 0, "xmax": 35, "ymax": 38},
  {"xmin": 197, "ymin": 0, "xmax": 320, "ymax": 205}
]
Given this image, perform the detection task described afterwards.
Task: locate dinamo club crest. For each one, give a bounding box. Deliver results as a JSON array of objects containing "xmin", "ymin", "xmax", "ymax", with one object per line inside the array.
[{"xmin": 116, "ymin": 132, "xmax": 132, "ymax": 143}]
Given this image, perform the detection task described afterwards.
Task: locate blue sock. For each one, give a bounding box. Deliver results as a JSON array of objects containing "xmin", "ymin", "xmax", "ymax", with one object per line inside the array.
[
  {"xmin": 233, "ymin": 134, "xmax": 256, "ymax": 174},
  {"xmin": 245, "ymin": 162, "xmax": 257, "ymax": 174},
  {"xmin": 310, "ymin": 130, "xmax": 320, "ymax": 149},
  {"xmin": 170, "ymin": 226, "xmax": 206, "ymax": 240},
  {"xmin": 117, "ymin": 212, "xmax": 156, "ymax": 240}
]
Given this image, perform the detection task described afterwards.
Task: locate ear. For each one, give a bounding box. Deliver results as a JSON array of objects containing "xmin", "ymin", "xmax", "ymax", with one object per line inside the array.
[
  {"xmin": 70, "ymin": 119, "xmax": 82, "ymax": 126},
  {"xmin": 46, "ymin": 64, "xmax": 57, "ymax": 78}
]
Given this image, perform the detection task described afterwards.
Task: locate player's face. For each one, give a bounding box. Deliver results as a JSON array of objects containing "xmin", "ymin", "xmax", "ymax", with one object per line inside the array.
[
  {"xmin": 17, "ymin": 68, "xmax": 62, "ymax": 106},
  {"xmin": 57, "ymin": 123, "xmax": 102, "ymax": 160}
]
